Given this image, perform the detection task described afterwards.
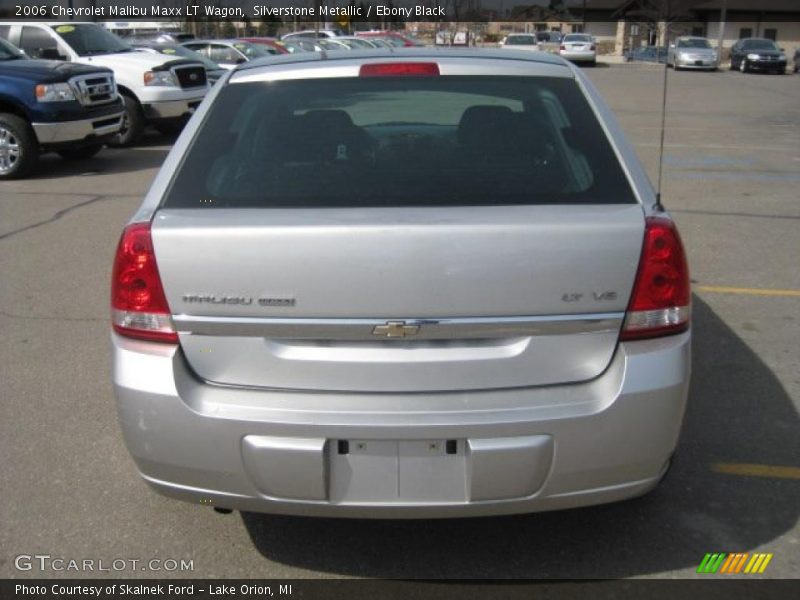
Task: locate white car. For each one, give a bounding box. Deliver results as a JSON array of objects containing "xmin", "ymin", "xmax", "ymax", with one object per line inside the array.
[
  {"xmin": 559, "ymin": 34, "xmax": 597, "ymax": 65},
  {"xmin": 0, "ymin": 22, "xmax": 209, "ymax": 145},
  {"xmin": 282, "ymin": 29, "xmax": 342, "ymax": 41},
  {"xmin": 498, "ymin": 33, "xmax": 539, "ymax": 51}
]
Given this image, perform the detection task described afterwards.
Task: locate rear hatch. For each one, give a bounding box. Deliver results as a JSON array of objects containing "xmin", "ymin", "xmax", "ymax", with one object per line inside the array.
[
  {"xmin": 154, "ymin": 206, "xmax": 642, "ymax": 392},
  {"xmin": 151, "ymin": 61, "xmax": 644, "ymax": 393}
]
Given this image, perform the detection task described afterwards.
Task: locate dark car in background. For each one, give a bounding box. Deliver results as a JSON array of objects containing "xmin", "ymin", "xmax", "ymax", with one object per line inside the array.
[
  {"xmin": 0, "ymin": 37, "xmax": 123, "ymax": 178},
  {"xmin": 730, "ymin": 38, "xmax": 787, "ymax": 74}
]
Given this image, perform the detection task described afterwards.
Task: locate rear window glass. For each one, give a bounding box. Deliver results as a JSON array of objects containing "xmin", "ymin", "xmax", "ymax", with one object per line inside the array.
[
  {"xmin": 162, "ymin": 76, "xmax": 637, "ymax": 209},
  {"xmin": 506, "ymin": 35, "xmax": 537, "ymax": 45}
]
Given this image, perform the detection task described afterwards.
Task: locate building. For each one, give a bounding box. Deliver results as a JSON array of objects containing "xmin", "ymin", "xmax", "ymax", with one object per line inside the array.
[{"xmin": 450, "ymin": 0, "xmax": 800, "ymax": 58}]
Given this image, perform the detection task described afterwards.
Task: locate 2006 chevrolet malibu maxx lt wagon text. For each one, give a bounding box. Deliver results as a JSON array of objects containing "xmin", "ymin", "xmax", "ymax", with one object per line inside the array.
[{"xmin": 111, "ymin": 49, "xmax": 691, "ymax": 518}]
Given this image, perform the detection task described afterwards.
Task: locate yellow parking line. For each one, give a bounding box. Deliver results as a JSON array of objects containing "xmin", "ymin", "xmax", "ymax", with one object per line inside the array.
[
  {"xmin": 711, "ymin": 463, "xmax": 800, "ymax": 480},
  {"xmin": 695, "ymin": 285, "xmax": 800, "ymax": 298}
]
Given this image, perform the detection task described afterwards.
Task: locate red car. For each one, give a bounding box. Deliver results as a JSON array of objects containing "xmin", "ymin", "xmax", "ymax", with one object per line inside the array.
[
  {"xmin": 355, "ymin": 31, "xmax": 424, "ymax": 47},
  {"xmin": 240, "ymin": 37, "xmax": 289, "ymax": 55}
]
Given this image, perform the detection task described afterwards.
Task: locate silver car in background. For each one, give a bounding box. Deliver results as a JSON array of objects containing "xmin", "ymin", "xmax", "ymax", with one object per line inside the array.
[
  {"xmin": 668, "ymin": 36, "xmax": 719, "ymax": 71},
  {"xmin": 559, "ymin": 33, "xmax": 597, "ymax": 65},
  {"xmin": 111, "ymin": 49, "xmax": 691, "ymax": 518}
]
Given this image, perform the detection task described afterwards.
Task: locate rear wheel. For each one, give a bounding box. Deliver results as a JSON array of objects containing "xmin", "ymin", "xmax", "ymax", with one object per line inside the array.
[
  {"xmin": 108, "ymin": 93, "xmax": 144, "ymax": 147},
  {"xmin": 0, "ymin": 113, "xmax": 38, "ymax": 180},
  {"xmin": 57, "ymin": 144, "xmax": 103, "ymax": 160}
]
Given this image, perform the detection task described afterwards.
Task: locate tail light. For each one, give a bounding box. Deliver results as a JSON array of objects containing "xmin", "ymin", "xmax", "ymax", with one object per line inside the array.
[
  {"xmin": 111, "ymin": 222, "xmax": 177, "ymax": 343},
  {"xmin": 560, "ymin": 45, "xmax": 566, "ymax": 51},
  {"xmin": 590, "ymin": 44, "xmax": 597, "ymax": 51},
  {"xmin": 360, "ymin": 63, "xmax": 440, "ymax": 77},
  {"xmin": 621, "ymin": 216, "xmax": 690, "ymax": 341}
]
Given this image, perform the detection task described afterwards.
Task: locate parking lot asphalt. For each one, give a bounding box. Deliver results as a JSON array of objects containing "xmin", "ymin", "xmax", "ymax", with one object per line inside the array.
[{"xmin": 1, "ymin": 65, "xmax": 798, "ymax": 580}]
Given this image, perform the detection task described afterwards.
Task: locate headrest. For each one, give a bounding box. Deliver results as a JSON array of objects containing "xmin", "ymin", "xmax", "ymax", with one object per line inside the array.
[
  {"xmin": 458, "ymin": 105, "xmax": 517, "ymax": 148},
  {"xmin": 301, "ymin": 110, "xmax": 355, "ymax": 130}
]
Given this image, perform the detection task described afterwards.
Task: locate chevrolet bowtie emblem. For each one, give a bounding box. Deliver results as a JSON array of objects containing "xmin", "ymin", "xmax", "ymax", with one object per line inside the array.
[{"xmin": 372, "ymin": 321, "xmax": 419, "ymax": 338}]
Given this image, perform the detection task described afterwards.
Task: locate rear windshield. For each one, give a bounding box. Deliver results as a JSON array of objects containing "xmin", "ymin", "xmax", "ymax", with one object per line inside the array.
[
  {"xmin": 506, "ymin": 35, "xmax": 537, "ymax": 45},
  {"xmin": 162, "ymin": 76, "xmax": 637, "ymax": 209}
]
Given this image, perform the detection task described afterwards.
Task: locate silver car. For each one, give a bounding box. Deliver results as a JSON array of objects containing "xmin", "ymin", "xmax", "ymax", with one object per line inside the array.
[
  {"xmin": 559, "ymin": 33, "xmax": 597, "ymax": 65},
  {"xmin": 668, "ymin": 36, "xmax": 719, "ymax": 71},
  {"xmin": 111, "ymin": 49, "xmax": 691, "ymax": 518}
]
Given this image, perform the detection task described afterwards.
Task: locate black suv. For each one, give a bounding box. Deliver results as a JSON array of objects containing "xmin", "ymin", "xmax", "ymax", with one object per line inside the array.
[{"xmin": 0, "ymin": 38, "xmax": 123, "ymax": 179}]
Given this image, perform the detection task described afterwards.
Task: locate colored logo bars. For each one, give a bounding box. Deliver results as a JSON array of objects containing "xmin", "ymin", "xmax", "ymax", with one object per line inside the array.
[{"xmin": 697, "ymin": 553, "xmax": 773, "ymax": 574}]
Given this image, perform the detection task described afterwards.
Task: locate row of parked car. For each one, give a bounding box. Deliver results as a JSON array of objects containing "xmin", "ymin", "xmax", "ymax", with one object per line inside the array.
[
  {"xmin": 0, "ymin": 22, "xmax": 425, "ymax": 179},
  {"xmin": 627, "ymin": 35, "xmax": 797, "ymax": 74},
  {"xmin": 2, "ymin": 23, "xmax": 796, "ymax": 181}
]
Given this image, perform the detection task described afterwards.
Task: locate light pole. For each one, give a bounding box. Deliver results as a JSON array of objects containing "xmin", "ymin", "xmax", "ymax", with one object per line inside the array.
[{"xmin": 716, "ymin": 0, "xmax": 727, "ymax": 63}]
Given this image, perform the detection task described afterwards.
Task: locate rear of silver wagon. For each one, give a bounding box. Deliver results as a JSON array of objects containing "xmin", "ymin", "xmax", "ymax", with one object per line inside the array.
[{"xmin": 111, "ymin": 50, "xmax": 691, "ymax": 517}]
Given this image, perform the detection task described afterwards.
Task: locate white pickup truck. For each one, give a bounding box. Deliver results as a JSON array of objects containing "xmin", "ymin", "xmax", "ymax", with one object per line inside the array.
[{"xmin": 0, "ymin": 22, "xmax": 208, "ymax": 145}]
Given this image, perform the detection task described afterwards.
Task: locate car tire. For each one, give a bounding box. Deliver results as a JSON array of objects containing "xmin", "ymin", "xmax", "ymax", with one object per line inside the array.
[
  {"xmin": 57, "ymin": 144, "xmax": 103, "ymax": 160},
  {"xmin": 108, "ymin": 93, "xmax": 144, "ymax": 148},
  {"xmin": 0, "ymin": 113, "xmax": 38, "ymax": 180}
]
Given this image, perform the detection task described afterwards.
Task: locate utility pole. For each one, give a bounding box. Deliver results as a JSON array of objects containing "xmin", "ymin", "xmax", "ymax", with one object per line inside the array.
[
  {"xmin": 716, "ymin": 0, "xmax": 727, "ymax": 59},
  {"xmin": 583, "ymin": 0, "xmax": 586, "ymax": 32}
]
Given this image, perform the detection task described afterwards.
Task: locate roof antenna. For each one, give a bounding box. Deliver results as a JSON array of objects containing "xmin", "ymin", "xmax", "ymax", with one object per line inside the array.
[{"xmin": 654, "ymin": 0, "xmax": 671, "ymax": 213}]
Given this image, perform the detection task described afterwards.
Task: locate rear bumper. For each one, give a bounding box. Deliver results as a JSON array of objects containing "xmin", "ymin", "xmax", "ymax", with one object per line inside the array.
[
  {"xmin": 560, "ymin": 51, "xmax": 596, "ymax": 63},
  {"xmin": 112, "ymin": 330, "xmax": 691, "ymax": 518}
]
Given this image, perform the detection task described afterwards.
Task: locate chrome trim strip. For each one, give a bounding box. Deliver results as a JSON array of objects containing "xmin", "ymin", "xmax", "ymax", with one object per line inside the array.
[{"xmin": 172, "ymin": 312, "xmax": 625, "ymax": 339}]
